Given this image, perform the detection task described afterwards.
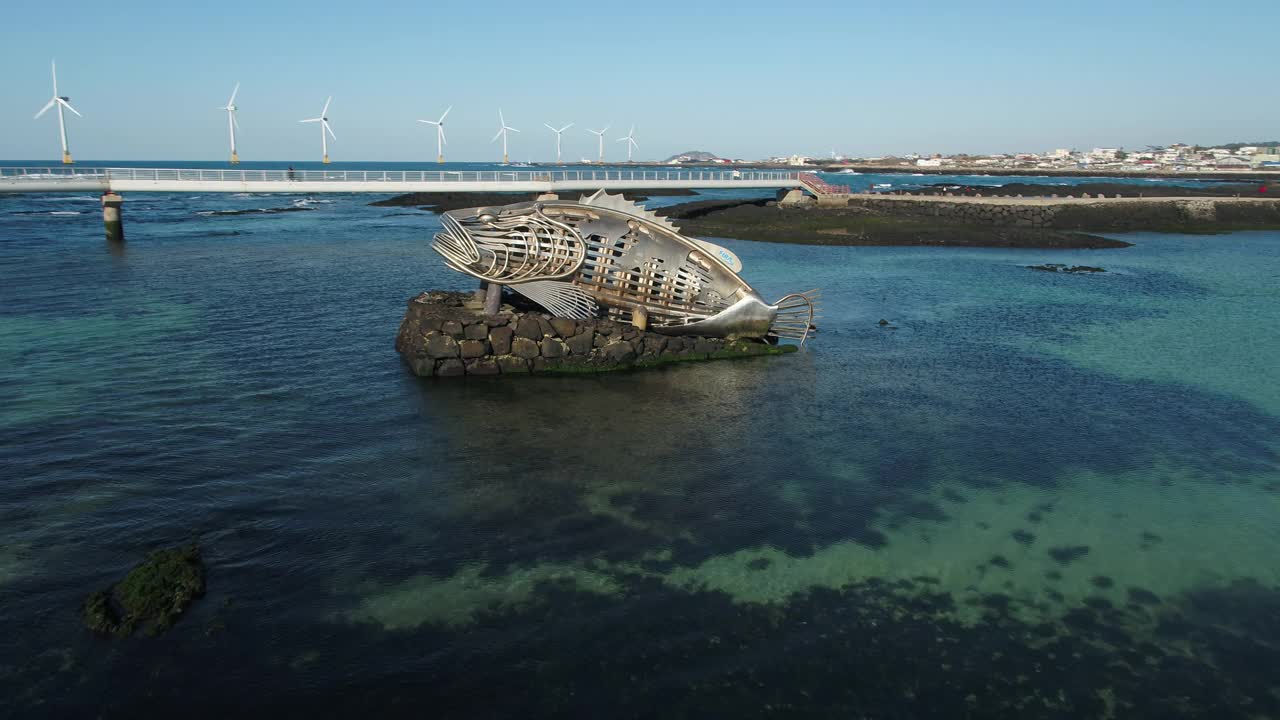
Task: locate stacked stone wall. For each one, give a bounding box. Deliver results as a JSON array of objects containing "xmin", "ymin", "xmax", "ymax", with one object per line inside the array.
[
  {"xmin": 843, "ymin": 196, "xmax": 1280, "ymax": 231},
  {"xmin": 847, "ymin": 198, "xmax": 1061, "ymax": 228},
  {"xmin": 395, "ymin": 291, "xmax": 795, "ymax": 377}
]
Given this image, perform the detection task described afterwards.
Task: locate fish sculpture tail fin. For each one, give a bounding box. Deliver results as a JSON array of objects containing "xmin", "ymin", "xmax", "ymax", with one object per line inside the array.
[{"xmin": 769, "ymin": 289, "xmax": 820, "ymax": 346}]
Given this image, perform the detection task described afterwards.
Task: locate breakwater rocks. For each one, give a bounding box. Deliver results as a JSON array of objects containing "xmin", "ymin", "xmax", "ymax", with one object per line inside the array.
[
  {"xmin": 395, "ymin": 291, "xmax": 796, "ymax": 377},
  {"xmin": 660, "ymin": 199, "xmax": 1125, "ymax": 249},
  {"xmin": 916, "ymin": 181, "xmax": 1273, "ymax": 199},
  {"xmin": 372, "ymin": 188, "xmax": 697, "ymax": 213},
  {"xmin": 847, "ymin": 195, "xmax": 1280, "ymax": 232}
]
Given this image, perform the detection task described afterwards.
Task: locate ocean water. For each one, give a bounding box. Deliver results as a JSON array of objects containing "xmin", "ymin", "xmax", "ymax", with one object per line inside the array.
[{"xmin": 1, "ymin": 171, "xmax": 1279, "ymax": 718}]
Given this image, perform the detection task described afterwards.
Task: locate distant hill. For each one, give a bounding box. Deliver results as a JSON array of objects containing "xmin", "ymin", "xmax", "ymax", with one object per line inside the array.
[
  {"xmin": 1217, "ymin": 141, "xmax": 1280, "ymax": 150},
  {"xmin": 665, "ymin": 151, "xmax": 720, "ymax": 162}
]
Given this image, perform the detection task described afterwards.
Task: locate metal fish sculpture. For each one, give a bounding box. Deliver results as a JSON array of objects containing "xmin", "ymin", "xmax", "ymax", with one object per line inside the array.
[{"xmin": 432, "ymin": 191, "xmax": 818, "ymax": 343}]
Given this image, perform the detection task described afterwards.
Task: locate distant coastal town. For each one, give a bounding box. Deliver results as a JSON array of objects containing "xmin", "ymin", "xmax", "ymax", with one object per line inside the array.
[{"xmin": 666, "ymin": 143, "xmax": 1280, "ymax": 172}]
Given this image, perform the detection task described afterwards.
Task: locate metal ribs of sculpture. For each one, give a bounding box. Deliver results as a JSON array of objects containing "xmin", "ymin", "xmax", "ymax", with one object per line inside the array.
[{"xmin": 432, "ymin": 190, "xmax": 818, "ymax": 343}]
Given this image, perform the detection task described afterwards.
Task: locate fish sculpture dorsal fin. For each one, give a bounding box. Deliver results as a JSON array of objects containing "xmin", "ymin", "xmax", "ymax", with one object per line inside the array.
[{"xmin": 580, "ymin": 189, "xmax": 682, "ymax": 234}]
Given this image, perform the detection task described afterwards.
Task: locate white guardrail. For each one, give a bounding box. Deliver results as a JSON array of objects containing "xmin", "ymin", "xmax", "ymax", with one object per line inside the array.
[{"xmin": 0, "ymin": 167, "xmax": 802, "ymax": 184}]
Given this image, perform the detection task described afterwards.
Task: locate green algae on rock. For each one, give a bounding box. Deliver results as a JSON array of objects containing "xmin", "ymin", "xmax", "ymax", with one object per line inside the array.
[{"xmin": 83, "ymin": 543, "xmax": 205, "ymax": 637}]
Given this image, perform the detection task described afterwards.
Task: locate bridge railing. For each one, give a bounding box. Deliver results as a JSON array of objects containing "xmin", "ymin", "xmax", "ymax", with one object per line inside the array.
[
  {"xmin": 0, "ymin": 167, "xmax": 801, "ymax": 184},
  {"xmin": 0, "ymin": 167, "xmax": 110, "ymax": 179}
]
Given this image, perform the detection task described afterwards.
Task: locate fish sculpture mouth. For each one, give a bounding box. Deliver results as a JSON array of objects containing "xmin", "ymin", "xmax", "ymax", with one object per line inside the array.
[{"xmin": 430, "ymin": 192, "xmax": 818, "ymax": 344}]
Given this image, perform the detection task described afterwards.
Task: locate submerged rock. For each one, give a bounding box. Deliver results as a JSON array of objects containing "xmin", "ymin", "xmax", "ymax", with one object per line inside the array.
[
  {"xmin": 1026, "ymin": 263, "xmax": 1106, "ymax": 273},
  {"xmin": 83, "ymin": 543, "xmax": 206, "ymax": 637}
]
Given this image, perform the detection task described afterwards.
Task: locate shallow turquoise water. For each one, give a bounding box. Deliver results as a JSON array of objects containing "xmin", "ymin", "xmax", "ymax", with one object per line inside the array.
[{"xmin": 1, "ymin": 176, "xmax": 1279, "ymax": 718}]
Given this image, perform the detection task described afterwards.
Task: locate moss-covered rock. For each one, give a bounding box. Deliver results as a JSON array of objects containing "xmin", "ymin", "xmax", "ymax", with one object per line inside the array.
[{"xmin": 83, "ymin": 543, "xmax": 206, "ymax": 637}]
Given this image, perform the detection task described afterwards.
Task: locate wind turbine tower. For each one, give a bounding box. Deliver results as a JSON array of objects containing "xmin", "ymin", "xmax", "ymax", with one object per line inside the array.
[
  {"xmin": 418, "ymin": 106, "xmax": 452, "ymax": 163},
  {"xmin": 587, "ymin": 126, "xmax": 610, "ymax": 164},
  {"xmin": 300, "ymin": 96, "xmax": 336, "ymax": 164},
  {"xmin": 617, "ymin": 126, "xmax": 639, "ymax": 163},
  {"xmin": 34, "ymin": 60, "xmax": 81, "ymax": 165},
  {"xmin": 544, "ymin": 122, "xmax": 573, "ymax": 165},
  {"xmin": 491, "ymin": 110, "xmax": 520, "ymax": 165},
  {"xmin": 219, "ymin": 83, "xmax": 241, "ymax": 164}
]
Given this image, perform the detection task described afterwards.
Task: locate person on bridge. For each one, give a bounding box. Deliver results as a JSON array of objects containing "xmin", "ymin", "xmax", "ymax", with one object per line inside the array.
[{"xmin": 287, "ymin": 166, "xmax": 296, "ymax": 180}]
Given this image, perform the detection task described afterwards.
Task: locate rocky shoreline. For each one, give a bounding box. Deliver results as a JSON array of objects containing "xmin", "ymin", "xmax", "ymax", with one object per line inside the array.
[
  {"xmin": 909, "ymin": 181, "xmax": 1274, "ymax": 199},
  {"xmin": 372, "ymin": 188, "xmax": 696, "ymax": 213},
  {"xmin": 395, "ymin": 291, "xmax": 797, "ymax": 377},
  {"xmin": 656, "ymin": 191, "xmax": 1280, "ymax": 248},
  {"xmin": 656, "ymin": 198, "xmax": 1130, "ymax": 249},
  {"xmin": 817, "ymin": 166, "xmax": 1280, "ymax": 181}
]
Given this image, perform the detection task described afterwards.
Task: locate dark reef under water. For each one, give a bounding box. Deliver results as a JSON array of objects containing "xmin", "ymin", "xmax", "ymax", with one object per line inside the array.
[
  {"xmin": 2, "ymin": 188, "xmax": 1279, "ymax": 718},
  {"xmin": 17, "ymin": 573, "xmax": 1280, "ymax": 719}
]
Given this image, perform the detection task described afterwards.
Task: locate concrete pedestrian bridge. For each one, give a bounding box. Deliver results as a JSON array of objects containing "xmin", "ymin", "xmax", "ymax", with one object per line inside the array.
[{"xmin": 0, "ymin": 166, "xmax": 804, "ymax": 194}]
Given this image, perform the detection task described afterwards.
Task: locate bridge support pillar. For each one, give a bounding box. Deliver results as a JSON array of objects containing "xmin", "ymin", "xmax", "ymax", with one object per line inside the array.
[
  {"xmin": 483, "ymin": 281, "xmax": 503, "ymax": 315},
  {"xmin": 101, "ymin": 192, "xmax": 124, "ymax": 243}
]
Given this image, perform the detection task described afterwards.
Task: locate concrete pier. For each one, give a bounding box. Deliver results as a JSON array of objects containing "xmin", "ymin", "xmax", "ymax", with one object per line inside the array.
[
  {"xmin": 483, "ymin": 282, "xmax": 503, "ymax": 315},
  {"xmin": 101, "ymin": 192, "xmax": 124, "ymax": 242}
]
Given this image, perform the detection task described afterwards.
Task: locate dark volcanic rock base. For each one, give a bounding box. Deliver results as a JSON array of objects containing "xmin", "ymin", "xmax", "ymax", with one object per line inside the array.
[{"xmin": 395, "ymin": 291, "xmax": 796, "ymax": 377}]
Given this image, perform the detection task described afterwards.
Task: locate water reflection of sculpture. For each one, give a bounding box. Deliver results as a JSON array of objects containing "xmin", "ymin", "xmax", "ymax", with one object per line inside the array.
[{"xmin": 432, "ymin": 191, "xmax": 818, "ymax": 344}]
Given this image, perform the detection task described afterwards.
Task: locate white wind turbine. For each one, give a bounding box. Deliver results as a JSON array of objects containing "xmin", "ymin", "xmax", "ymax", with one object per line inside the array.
[
  {"xmin": 219, "ymin": 83, "xmax": 241, "ymax": 165},
  {"xmin": 300, "ymin": 96, "xmax": 336, "ymax": 164},
  {"xmin": 34, "ymin": 60, "xmax": 82, "ymax": 165},
  {"xmin": 617, "ymin": 125, "xmax": 639, "ymax": 162},
  {"xmin": 544, "ymin": 122, "xmax": 573, "ymax": 165},
  {"xmin": 417, "ymin": 105, "xmax": 452, "ymax": 164},
  {"xmin": 491, "ymin": 109, "xmax": 520, "ymax": 165},
  {"xmin": 587, "ymin": 126, "xmax": 610, "ymax": 164}
]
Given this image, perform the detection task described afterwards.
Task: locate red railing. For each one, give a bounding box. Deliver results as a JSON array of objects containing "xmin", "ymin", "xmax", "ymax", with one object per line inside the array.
[{"xmin": 798, "ymin": 172, "xmax": 850, "ymax": 195}]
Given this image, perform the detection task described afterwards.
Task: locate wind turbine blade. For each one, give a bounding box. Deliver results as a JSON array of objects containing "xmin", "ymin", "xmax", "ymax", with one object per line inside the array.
[
  {"xmin": 499, "ymin": 109, "xmax": 505, "ymax": 126},
  {"xmin": 617, "ymin": 136, "xmax": 628, "ymax": 143},
  {"xmin": 324, "ymin": 120, "xmax": 336, "ymax": 141},
  {"xmin": 51, "ymin": 60, "xmax": 58, "ymax": 95},
  {"xmin": 34, "ymin": 99, "xmax": 56, "ymax": 119},
  {"xmin": 232, "ymin": 114, "xmax": 240, "ymax": 131},
  {"xmin": 631, "ymin": 138, "xmax": 639, "ymax": 149},
  {"xmin": 439, "ymin": 106, "xmax": 452, "ymax": 123},
  {"xmin": 321, "ymin": 96, "xmax": 332, "ymax": 116},
  {"xmin": 440, "ymin": 127, "xmax": 447, "ymax": 145},
  {"xmin": 508, "ymin": 126, "xmax": 520, "ymax": 133},
  {"xmin": 603, "ymin": 125, "xmax": 611, "ymax": 133},
  {"xmin": 418, "ymin": 119, "xmax": 436, "ymax": 125},
  {"xmin": 545, "ymin": 123, "xmax": 556, "ymax": 132},
  {"xmin": 228, "ymin": 82, "xmax": 240, "ymax": 106},
  {"xmin": 300, "ymin": 118, "xmax": 321, "ymax": 123},
  {"xmin": 57, "ymin": 98, "xmax": 82, "ymax": 117},
  {"xmin": 561, "ymin": 123, "xmax": 574, "ymax": 132},
  {"xmin": 491, "ymin": 129, "xmax": 503, "ymax": 143}
]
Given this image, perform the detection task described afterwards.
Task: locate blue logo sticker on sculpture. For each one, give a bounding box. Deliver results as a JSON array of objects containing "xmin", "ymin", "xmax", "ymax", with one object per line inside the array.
[{"xmin": 432, "ymin": 191, "xmax": 818, "ymax": 343}]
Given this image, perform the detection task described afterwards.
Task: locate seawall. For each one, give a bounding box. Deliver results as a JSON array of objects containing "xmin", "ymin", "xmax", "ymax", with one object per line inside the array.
[
  {"xmin": 395, "ymin": 291, "xmax": 796, "ymax": 377},
  {"xmin": 840, "ymin": 195, "xmax": 1280, "ymax": 232}
]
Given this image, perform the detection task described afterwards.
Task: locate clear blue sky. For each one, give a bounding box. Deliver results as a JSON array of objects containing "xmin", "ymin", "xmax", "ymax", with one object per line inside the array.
[{"xmin": 1, "ymin": 0, "xmax": 1275, "ymax": 162}]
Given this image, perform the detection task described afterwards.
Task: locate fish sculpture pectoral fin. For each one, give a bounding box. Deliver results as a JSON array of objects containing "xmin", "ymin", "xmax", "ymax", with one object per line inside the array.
[{"xmin": 509, "ymin": 280, "xmax": 599, "ymax": 320}]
